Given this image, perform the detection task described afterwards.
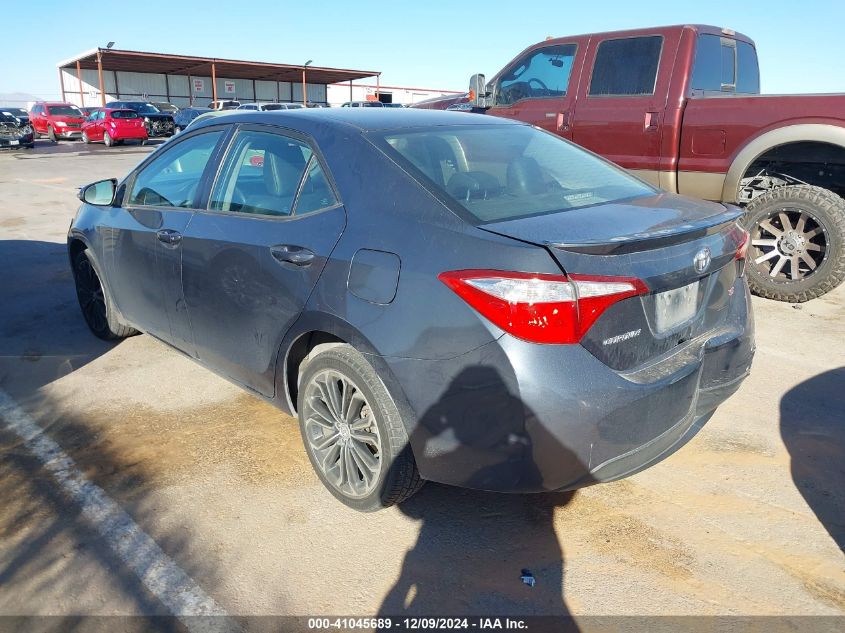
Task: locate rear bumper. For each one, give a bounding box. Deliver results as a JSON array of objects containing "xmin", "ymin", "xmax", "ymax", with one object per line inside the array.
[
  {"xmin": 112, "ymin": 128, "xmax": 148, "ymax": 140},
  {"xmin": 383, "ymin": 278, "xmax": 754, "ymax": 493}
]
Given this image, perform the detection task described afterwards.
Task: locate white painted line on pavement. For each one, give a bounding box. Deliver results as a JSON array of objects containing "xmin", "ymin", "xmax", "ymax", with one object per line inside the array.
[{"xmin": 0, "ymin": 389, "xmax": 241, "ymax": 633}]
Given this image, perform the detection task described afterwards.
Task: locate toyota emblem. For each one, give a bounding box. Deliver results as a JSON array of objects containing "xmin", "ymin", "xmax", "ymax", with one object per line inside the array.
[{"xmin": 693, "ymin": 247, "xmax": 712, "ymax": 274}]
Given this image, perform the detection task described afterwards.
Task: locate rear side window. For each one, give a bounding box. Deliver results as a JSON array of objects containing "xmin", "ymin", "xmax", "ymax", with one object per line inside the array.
[
  {"xmin": 376, "ymin": 124, "xmax": 653, "ymax": 223},
  {"xmin": 691, "ymin": 34, "xmax": 760, "ymax": 94},
  {"xmin": 588, "ymin": 36, "xmax": 662, "ymax": 96},
  {"xmin": 129, "ymin": 131, "xmax": 223, "ymax": 208},
  {"xmin": 210, "ymin": 130, "xmax": 319, "ymax": 217},
  {"xmin": 496, "ymin": 44, "xmax": 577, "ymax": 106}
]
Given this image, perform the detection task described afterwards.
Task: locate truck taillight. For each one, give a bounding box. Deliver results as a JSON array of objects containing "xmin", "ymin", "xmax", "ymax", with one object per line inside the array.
[{"xmin": 438, "ymin": 270, "xmax": 648, "ymax": 344}]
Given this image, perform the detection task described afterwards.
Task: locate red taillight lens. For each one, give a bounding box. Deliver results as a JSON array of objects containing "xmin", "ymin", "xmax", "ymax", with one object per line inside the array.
[{"xmin": 438, "ymin": 270, "xmax": 648, "ymax": 344}]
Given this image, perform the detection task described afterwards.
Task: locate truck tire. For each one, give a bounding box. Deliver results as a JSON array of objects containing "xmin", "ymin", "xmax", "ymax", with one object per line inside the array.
[
  {"xmin": 742, "ymin": 185, "xmax": 845, "ymax": 302},
  {"xmin": 297, "ymin": 344, "xmax": 423, "ymax": 511}
]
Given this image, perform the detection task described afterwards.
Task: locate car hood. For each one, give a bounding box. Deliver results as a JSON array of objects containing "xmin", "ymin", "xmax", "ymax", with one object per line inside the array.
[
  {"xmin": 478, "ymin": 192, "xmax": 742, "ymax": 254},
  {"xmin": 50, "ymin": 115, "xmax": 85, "ymax": 125}
]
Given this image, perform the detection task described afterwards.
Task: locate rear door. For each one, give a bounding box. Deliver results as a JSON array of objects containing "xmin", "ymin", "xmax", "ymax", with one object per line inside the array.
[
  {"xmin": 488, "ymin": 41, "xmax": 585, "ymax": 139},
  {"xmin": 571, "ymin": 32, "xmax": 677, "ymax": 187},
  {"xmin": 109, "ymin": 127, "xmax": 228, "ymax": 348},
  {"xmin": 180, "ymin": 124, "xmax": 346, "ymax": 396}
]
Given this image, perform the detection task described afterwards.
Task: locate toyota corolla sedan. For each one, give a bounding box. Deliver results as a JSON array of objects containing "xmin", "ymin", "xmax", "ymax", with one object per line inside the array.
[{"xmin": 69, "ymin": 109, "xmax": 754, "ymax": 511}]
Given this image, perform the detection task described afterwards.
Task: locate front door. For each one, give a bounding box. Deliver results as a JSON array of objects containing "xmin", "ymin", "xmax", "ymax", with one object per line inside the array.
[
  {"xmin": 180, "ymin": 125, "xmax": 346, "ymax": 396},
  {"xmin": 488, "ymin": 41, "xmax": 584, "ymax": 140},
  {"xmin": 109, "ymin": 128, "xmax": 227, "ymax": 350}
]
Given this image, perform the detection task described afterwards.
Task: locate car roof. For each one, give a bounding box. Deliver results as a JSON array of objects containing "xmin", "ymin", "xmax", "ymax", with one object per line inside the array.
[{"xmin": 191, "ymin": 108, "xmax": 523, "ymax": 133}]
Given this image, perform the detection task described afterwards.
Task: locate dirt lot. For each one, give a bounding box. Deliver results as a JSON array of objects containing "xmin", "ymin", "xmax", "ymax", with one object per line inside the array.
[{"xmin": 0, "ymin": 140, "xmax": 843, "ymax": 626}]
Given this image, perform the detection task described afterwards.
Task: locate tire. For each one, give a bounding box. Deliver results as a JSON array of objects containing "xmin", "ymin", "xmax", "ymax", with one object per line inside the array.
[
  {"xmin": 297, "ymin": 344, "xmax": 423, "ymax": 511},
  {"xmin": 48, "ymin": 126, "xmax": 57, "ymax": 142},
  {"xmin": 81, "ymin": 130, "xmax": 90, "ymax": 144},
  {"xmin": 742, "ymin": 185, "xmax": 845, "ymax": 302},
  {"xmin": 103, "ymin": 131, "xmax": 113, "ymax": 147},
  {"xmin": 72, "ymin": 249, "xmax": 138, "ymax": 340}
]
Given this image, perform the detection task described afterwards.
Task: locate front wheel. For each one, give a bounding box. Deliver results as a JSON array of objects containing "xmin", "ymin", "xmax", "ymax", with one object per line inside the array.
[
  {"xmin": 72, "ymin": 250, "xmax": 138, "ymax": 340},
  {"xmin": 297, "ymin": 344, "xmax": 423, "ymax": 511},
  {"xmin": 743, "ymin": 184, "xmax": 845, "ymax": 302},
  {"xmin": 48, "ymin": 126, "xmax": 57, "ymax": 142}
]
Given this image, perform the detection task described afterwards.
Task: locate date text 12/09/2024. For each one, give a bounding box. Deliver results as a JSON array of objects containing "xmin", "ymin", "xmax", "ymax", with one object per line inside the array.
[{"xmin": 307, "ymin": 617, "xmax": 529, "ymax": 630}]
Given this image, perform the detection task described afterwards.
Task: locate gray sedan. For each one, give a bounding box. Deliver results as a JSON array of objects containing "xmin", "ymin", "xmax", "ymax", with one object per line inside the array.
[{"xmin": 68, "ymin": 109, "xmax": 754, "ymax": 511}]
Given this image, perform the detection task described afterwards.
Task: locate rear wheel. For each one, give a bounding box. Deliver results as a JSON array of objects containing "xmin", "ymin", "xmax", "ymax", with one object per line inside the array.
[
  {"xmin": 72, "ymin": 250, "xmax": 137, "ymax": 340},
  {"xmin": 743, "ymin": 185, "xmax": 845, "ymax": 302},
  {"xmin": 81, "ymin": 130, "xmax": 90, "ymax": 144},
  {"xmin": 103, "ymin": 131, "xmax": 113, "ymax": 147},
  {"xmin": 297, "ymin": 344, "xmax": 423, "ymax": 511}
]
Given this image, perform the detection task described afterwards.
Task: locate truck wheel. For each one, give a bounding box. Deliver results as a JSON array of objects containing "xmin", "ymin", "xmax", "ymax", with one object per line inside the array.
[
  {"xmin": 743, "ymin": 185, "xmax": 845, "ymax": 302},
  {"xmin": 297, "ymin": 344, "xmax": 423, "ymax": 511}
]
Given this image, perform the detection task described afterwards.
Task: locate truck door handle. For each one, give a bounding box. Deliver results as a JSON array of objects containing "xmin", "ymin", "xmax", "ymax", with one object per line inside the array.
[
  {"xmin": 645, "ymin": 111, "xmax": 660, "ymax": 129},
  {"xmin": 270, "ymin": 244, "xmax": 314, "ymax": 266},
  {"xmin": 156, "ymin": 229, "xmax": 182, "ymax": 246}
]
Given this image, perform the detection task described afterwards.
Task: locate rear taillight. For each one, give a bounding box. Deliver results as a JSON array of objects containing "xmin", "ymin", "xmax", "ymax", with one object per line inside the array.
[
  {"xmin": 732, "ymin": 223, "xmax": 750, "ymax": 277},
  {"xmin": 438, "ymin": 270, "xmax": 648, "ymax": 344}
]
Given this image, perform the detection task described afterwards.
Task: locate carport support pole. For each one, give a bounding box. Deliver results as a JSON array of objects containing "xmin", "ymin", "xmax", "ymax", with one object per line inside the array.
[
  {"xmin": 96, "ymin": 50, "xmax": 106, "ymax": 107},
  {"xmin": 76, "ymin": 61, "xmax": 85, "ymax": 106},
  {"xmin": 376, "ymin": 73, "xmax": 380, "ymax": 101},
  {"xmin": 211, "ymin": 63, "xmax": 217, "ymax": 103},
  {"xmin": 302, "ymin": 68, "xmax": 307, "ymax": 107},
  {"xmin": 349, "ymin": 80, "xmax": 353, "ymax": 102},
  {"xmin": 59, "ymin": 68, "xmax": 67, "ymax": 103}
]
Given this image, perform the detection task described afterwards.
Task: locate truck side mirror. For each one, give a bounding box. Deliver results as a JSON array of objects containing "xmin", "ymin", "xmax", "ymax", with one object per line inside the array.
[{"xmin": 468, "ymin": 74, "xmax": 490, "ymax": 109}]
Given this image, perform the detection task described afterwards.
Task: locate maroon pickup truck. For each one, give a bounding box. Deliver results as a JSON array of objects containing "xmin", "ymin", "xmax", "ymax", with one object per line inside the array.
[{"xmin": 416, "ymin": 24, "xmax": 845, "ymax": 302}]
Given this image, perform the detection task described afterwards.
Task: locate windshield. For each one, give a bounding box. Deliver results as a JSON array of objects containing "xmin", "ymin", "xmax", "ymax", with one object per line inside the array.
[
  {"xmin": 3, "ymin": 108, "xmax": 26, "ymax": 116},
  {"xmin": 127, "ymin": 103, "xmax": 160, "ymax": 114},
  {"xmin": 375, "ymin": 124, "xmax": 654, "ymax": 223},
  {"xmin": 48, "ymin": 105, "xmax": 84, "ymax": 116},
  {"xmin": 0, "ymin": 113, "xmax": 17, "ymax": 123}
]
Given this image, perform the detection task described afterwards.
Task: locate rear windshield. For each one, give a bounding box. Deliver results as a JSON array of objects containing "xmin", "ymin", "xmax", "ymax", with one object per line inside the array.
[
  {"xmin": 111, "ymin": 110, "xmax": 139, "ymax": 119},
  {"xmin": 48, "ymin": 105, "xmax": 83, "ymax": 116},
  {"xmin": 374, "ymin": 124, "xmax": 654, "ymax": 223}
]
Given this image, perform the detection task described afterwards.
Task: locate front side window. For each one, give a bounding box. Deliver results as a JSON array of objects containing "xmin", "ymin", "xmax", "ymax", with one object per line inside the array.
[
  {"xmin": 375, "ymin": 124, "xmax": 653, "ymax": 223},
  {"xmin": 589, "ymin": 36, "xmax": 662, "ymax": 96},
  {"xmin": 129, "ymin": 130, "xmax": 223, "ymax": 208},
  {"xmin": 210, "ymin": 130, "xmax": 314, "ymax": 217},
  {"xmin": 496, "ymin": 44, "xmax": 577, "ymax": 106}
]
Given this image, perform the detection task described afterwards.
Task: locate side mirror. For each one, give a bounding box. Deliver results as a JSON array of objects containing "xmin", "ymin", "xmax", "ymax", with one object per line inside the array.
[
  {"xmin": 78, "ymin": 178, "xmax": 117, "ymax": 206},
  {"xmin": 468, "ymin": 73, "xmax": 490, "ymax": 109}
]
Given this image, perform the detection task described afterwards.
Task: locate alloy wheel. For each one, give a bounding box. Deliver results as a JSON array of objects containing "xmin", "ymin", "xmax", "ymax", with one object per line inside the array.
[
  {"xmin": 301, "ymin": 369, "xmax": 383, "ymax": 498},
  {"xmin": 75, "ymin": 256, "xmax": 107, "ymax": 333},
  {"xmin": 751, "ymin": 208, "xmax": 828, "ymax": 282}
]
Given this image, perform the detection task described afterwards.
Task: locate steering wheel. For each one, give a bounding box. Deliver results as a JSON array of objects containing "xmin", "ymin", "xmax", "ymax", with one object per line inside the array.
[{"xmin": 528, "ymin": 77, "xmax": 549, "ymax": 91}]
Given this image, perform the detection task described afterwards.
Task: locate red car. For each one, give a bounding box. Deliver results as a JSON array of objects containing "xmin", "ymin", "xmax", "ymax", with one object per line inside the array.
[
  {"xmin": 28, "ymin": 102, "xmax": 86, "ymax": 141},
  {"xmin": 81, "ymin": 108, "xmax": 148, "ymax": 146}
]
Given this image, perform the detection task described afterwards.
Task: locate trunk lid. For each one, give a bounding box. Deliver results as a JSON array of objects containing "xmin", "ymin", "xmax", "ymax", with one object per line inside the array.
[{"xmin": 479, "ymin": 193, "xmax": 746, "ymax": 371}]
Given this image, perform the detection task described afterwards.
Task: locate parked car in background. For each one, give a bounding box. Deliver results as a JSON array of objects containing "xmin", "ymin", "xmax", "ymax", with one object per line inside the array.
[
  {"xmin": 208, "ymin": 100, "xmax": 241, "ymax": 110},
  {"xmin": 0, "ymin": 107, "xmax": 30, "ymax": 126},
  {"xmin": 152, "ymin": 102, "xmax": 179, "ymax": 114},
  {"xmin": 237, "ymin": 102, "xmax": 305, "ymax": 111},
  {"xmin": 172, "ymin": 107, "xmax": 212, "ymax": 133},
  {"xmin": 0, "ymin": 111, "xmax": 34, "ymax": 149},
  {"xmin": 382, "ymin": 103, "xmax": 404, "ymax": 108},
  {"xmin": 183, "ymin": 110, "xmax": 235, "ymax": 132},
  {"xmin": 28, "ymin": 102, "xmax": 85, "ymax": 141},
  {"xmin": 69, "ymin": 109, "xmax": 753, "ymax": 511},
  {"xmin": 420, "ymin": 24, "xmax": 845, "ymax": 302},
  {"xmin": 81, "ymin": 108, "xmax": 148, "ymax": 146},
  {"xmin": 105, "ymin": 101, "xmax": 175, "ymax": 137},
  {"xmin": 340, "ymin": 101, "xmax": 384, "ymax": 107}
]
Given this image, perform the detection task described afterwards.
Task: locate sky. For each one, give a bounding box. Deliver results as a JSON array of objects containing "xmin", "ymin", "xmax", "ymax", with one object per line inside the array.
[{"xmin": 1, "ymin": 0, "xmax": 844, "ymax": 100}]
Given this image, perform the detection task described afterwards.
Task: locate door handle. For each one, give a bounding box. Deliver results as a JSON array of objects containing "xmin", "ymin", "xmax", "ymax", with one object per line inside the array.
[
  {"xmin": 557, "ymin": 110, "xmax": 572, "ymax": 131},
  {"xmin": 156, "ymin": 229, "xmax": 182, "ymax": 246},
  {"xmin": 645, "ymin": 111, "xmax": 660, "ymax": 129},
  {"xmin": 270, "ymin": 244, "xmax": 315, "ymax": 266}
]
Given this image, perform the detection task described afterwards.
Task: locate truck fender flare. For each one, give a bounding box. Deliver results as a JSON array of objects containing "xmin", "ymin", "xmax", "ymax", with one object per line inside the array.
[{"xmin": 723, "ymin": 123, "xmax": 845, "ymax": 203}]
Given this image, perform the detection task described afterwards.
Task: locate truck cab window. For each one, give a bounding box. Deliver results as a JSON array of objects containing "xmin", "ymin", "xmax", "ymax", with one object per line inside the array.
[
  {"xmin": 495, "ymin": 44, "xmax": 576, "ymax": 106},
  {"xmin": 588, "ymin": 36, "xmax": 662, "ymax": 96},
  {"xmin": 691, "ymin": 34, "xmax": 760, "ymax": 94}
]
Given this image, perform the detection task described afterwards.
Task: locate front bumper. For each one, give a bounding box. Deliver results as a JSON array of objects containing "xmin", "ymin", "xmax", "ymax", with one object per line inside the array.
[
  {"xmin": 144, "ymin": 119, "xmax": 174, "ymax": 137},
  {"xmin": 56, "ymin": 128, "xmax": 82, "ymax": 139},
  {"xmin": 0, "ymin": 134, "xmax": 34, "ymax": 148},
  {"xmin": 382, "ymin": 278, "xmax": 754, "ymax": 493}
]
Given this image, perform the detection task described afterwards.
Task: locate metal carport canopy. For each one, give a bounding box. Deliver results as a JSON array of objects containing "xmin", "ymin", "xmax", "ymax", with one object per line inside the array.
[{"xmin": 57, "ymin": 48, "xmax": 380, "ymax": 105}]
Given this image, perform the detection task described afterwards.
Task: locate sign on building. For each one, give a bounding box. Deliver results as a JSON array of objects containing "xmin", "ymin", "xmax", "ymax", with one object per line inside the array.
[
  {"xmin": 224, "ymin": 81, "xmax": 236, "ymax": 95},
  {"xmin": 193, "ymin": 78, "xmax": 205, "ymax": 93}
]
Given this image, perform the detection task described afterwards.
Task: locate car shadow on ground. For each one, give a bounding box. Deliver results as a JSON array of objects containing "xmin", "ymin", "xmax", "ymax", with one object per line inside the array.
[
  {"xmin": 378, "ymin": 366, "xmax": 583, "ymax": 628},
  {"xmin": 4, "ymin": 139, "xmax": 162, "ymax": 159},
  {"xmin": 0, "ymin": 239, "xmax": 233, "ymax": 630},
  {"xmin": 780, "ymin": 367, "xmax": 845, "ymax": 553}
]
